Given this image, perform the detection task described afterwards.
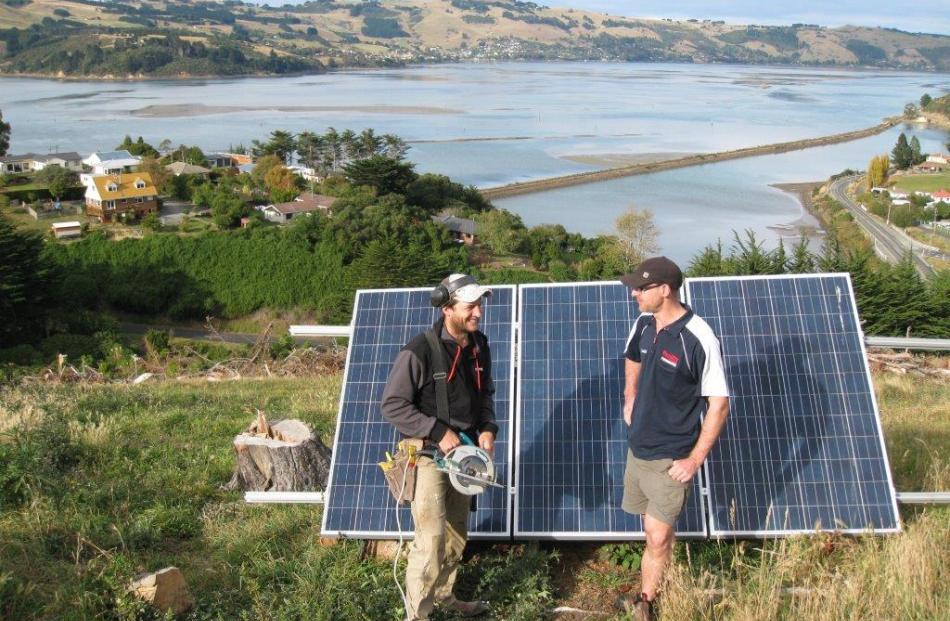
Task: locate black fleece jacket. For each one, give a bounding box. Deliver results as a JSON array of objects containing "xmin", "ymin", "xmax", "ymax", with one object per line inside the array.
[{"xmin": 380, "ymin": 318, "xmax": 499, "ymax": 442}]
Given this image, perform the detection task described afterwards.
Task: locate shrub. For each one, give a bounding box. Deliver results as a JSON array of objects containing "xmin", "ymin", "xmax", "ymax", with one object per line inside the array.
[
  {"xmin": 38, "ymin": 334, "xmax": 100, "ymax": 362},
  {"xmin": 144, "ymin": 329, "xmax": 170, "ymax": 357}
]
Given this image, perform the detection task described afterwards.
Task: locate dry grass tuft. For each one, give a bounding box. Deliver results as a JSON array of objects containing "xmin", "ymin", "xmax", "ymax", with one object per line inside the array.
[{"xmin": 660, "ymin": 509, "xmax": 949, "ymax": 620}]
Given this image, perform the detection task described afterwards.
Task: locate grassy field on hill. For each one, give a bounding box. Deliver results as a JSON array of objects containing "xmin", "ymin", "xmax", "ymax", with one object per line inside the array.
[
  {"xmin": 0, "ymin": 366, "xmax": 947, "ymax": 620},
  {"xmin": 892, "ymin": 172, "xmax": 950, "ymax": 194}
]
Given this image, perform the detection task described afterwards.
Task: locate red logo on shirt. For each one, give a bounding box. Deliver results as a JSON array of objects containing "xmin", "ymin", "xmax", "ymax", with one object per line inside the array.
[{"xmin": 660, "ymin": 350, "xmax": 679, "ymax": 367}]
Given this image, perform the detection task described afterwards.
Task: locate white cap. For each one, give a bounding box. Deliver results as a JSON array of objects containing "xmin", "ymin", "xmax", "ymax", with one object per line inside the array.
[{"xmin": 445, "ymin": 273, "xmax": 492, "ymax": 304}]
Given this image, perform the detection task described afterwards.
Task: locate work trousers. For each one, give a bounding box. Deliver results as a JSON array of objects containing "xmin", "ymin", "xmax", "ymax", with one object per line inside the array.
[{"xmin": 405, "ymin": 456, "xmax": 470, "ymax": 621}]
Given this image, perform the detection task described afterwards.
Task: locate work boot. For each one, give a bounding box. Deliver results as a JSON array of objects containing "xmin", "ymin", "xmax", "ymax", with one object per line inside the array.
[
  {"xmin": 439, "ymin": 599, "xmax": 489, "ymax": 618},
  {"xmin": 614, "ymin": 592, "xmax": 656, "ymax": 621}
]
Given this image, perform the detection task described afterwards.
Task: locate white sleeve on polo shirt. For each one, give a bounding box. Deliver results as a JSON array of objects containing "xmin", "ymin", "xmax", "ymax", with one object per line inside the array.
[{"xmin": 685, "ymin": 315, "xmax": 730, "ymax": 398}]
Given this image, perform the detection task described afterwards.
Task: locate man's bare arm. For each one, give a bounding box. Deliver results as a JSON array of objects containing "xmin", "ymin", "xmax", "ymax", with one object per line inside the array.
[
  {"xmin": 623, "ymin": 359, "xmax": 641, "ymax": 426},
  {"xmin": 668, "ymin": 396, "xmax": 729, "ymax": 483}
]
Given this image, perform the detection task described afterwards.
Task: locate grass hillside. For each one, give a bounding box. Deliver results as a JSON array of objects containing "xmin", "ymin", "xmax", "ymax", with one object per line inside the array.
[
  {"xmin": 1, "ymin": 363, "xmax": 947, "ymax": 620},
  {"xmin": 0, "ymin": 0, "xmax": 947, "ymax": 77}
]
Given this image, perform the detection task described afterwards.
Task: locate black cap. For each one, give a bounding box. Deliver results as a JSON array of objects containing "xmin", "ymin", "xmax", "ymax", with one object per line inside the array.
[{"xmin": 620, "ymin": 256, "xmax": 683, "ymax": 290}]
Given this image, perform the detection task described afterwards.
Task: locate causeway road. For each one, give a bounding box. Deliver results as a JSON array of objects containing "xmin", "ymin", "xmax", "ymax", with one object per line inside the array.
[
  {"xmin": 828, "ymin": 176, "xmax": 937, "ymax": 279},
  {"xmin": 481, "ymin": 116, "xmax": 902, "ymax": 200}
]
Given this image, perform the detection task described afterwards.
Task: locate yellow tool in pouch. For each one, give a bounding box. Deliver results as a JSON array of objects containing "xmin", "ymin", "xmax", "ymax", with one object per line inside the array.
[{"xmin": 380, "ymin": 438, "xmax": 423, "ymax": 505}]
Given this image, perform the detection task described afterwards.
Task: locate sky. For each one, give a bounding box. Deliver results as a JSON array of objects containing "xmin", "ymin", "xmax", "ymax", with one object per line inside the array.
[
  {"xmin": 246, "ymin": 1, "xmax": 949, "ymax": 36},
  {"xmin": 552, "ymin": 1, "xmax": 949, "ymax": 36}
]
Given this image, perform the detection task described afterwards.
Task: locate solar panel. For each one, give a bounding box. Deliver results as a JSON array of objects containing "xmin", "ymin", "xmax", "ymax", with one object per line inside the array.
[
  {"xmin": 516, "ymin": 283, "xmax": 706, "ymax": 539},
  {"xmin": 685, "ymin": 274, "xmax": 900, "ymax": 536},
  {"xmin": 320, "ymin": 287, "xmax": 515, "ymax": 539}
]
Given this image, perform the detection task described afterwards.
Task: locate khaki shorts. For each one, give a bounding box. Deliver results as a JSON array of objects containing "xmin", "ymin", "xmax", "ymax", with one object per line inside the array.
[{"xmin": 621, "ymin": 450, "xmax": 690, "ymax": 526}]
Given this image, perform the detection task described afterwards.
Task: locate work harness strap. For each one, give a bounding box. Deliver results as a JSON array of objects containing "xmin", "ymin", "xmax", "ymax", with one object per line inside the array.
[{"xmin": 424, "ymin": 329, "xmax": 452, "ymax": 429}]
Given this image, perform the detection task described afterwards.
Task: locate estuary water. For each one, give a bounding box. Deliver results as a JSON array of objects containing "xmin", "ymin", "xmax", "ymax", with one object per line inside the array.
[{"xmin": 1, "ymin": 62, "xmax": 948, "ymax": 261}]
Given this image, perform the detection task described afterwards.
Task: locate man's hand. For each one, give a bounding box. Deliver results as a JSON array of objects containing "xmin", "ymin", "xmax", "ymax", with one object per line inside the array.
[
  {"xmin": 623, "ymin": 399, "xmax": 634, "ymax": 426},
  {"xmin": 668, "ymin": 456, "xmax": 701, "ymax": 483},
  {"xmin": 478, "ymin": 431, "xmax": 495, "ymax": 458},
  {"xmin": 438, "ymin": 429, "xmax": 462, "ymax": 454}
]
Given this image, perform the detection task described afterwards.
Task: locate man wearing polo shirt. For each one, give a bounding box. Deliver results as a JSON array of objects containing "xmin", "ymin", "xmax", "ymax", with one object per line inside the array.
[{"xmin": 617, "ymin": 257, "xmax": 729, "ymax": 621}]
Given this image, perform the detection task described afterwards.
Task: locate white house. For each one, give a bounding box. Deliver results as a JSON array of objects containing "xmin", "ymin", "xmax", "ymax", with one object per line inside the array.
[
  {"xmin": 926, "ymin": 153, "xmax": 948, "ymax": 165},
  {"xmin": 31, "ymin": 152, "xmax": 83, "ymax": 172},
  {"xmin": 288, "ymin": 164, "xmax": 321, "ymax": 182},
  {"xmin": 260, "ymin": 193, "xmax": 336, "ymax": 223},
  {"xmin": 1, "ymin": 152, "xmax": 83, "ymax": 173},
  {"xmin": 83, "ymin": 150, "xmax": 142, "ymax": 175}
]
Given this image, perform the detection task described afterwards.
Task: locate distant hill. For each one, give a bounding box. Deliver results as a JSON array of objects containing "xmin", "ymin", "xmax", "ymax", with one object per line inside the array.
[{"xmin": 0, "ymin": 0, "xmax": 947, "ymax": 78}]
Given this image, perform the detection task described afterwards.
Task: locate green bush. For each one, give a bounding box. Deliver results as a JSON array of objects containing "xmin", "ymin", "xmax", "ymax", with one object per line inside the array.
[
  {"xmin": 0, "ymin": 344, "xmax": 40, "ymax": 365},
  {"xmin": 38, "ymin": 334, "xmax": 100, "ymax": 361},
  {"xmin": 600, "ymin": 542, "xmax": 643, "ymax": 570},
  {"xmin": 144, "ymin": 329, "xmax": 170, "ymax": 357}
]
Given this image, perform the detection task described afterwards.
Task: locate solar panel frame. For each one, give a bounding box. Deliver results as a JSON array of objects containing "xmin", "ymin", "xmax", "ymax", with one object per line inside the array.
[
  {"xmin": 320, "ymin": 286, "xmax": 516, "ymax": 540},
  {"xmin": 684, "ymin": 273, "xmax": 901, "ymax": 537},
  {"xmin": 514, "ymin": 281, "xmax": 707, "ymax": 540}
]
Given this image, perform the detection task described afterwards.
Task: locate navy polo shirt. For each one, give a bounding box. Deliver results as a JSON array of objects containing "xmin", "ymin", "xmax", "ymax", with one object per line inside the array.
[{"xmin": 624, "ymin": 306, "xmax": 729, "ymax": 460}]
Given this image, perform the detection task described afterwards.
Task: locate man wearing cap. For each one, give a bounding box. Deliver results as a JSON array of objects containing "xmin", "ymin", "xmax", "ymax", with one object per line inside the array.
[
  {"xmin": 381, "ymin": 273, "xmax": 497, "ymax": 621},
  {"xmin": 617, "ymin": 257, "xmax": 730, "ymax": 620}
]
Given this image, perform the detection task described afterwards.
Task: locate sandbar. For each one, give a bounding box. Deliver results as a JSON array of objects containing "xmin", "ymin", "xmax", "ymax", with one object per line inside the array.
[
  {"xmin": 561, "ymin": 152, "xmax": 699, "ymax": 168},
  {"xmin": 131, "ymin": 103, "xmax": 464, "ymax": 117}
]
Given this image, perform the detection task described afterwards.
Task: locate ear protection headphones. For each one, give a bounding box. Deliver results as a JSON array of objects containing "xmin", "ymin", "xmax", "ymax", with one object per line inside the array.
[{"xmin": 430, "ymin": 274, "xmax": 477, "ymax": 308}]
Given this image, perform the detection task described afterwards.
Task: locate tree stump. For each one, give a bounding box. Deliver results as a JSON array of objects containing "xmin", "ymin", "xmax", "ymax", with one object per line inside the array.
[{"xmin": 224, "ymin": 411, "xmax": 332, "ymax": 491}]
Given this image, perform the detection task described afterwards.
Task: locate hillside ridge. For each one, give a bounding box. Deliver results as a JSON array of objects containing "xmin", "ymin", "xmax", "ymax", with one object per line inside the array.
[{"xmin": 0, "ymin": 0, "xmax": 947, "ymax": 78}]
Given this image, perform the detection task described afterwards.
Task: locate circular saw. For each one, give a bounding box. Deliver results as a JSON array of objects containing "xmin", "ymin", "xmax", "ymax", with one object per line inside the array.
[{"xmin": 439, "ymin": 445, "xmax": 504, "ymax": 495}]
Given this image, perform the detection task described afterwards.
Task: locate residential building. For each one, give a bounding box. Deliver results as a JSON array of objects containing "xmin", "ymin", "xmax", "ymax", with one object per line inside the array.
[
  {"xmin": 165, "ymin": 161, "xmax": 211, "ymax": 177},
  {"xmin": 1, "ymin": 152, "xmax": 83, "ymax": 173},
  {"xmin": 260, "ymin": 193, "xmax": 336, "ymax": 223},
  {"xmin": 926, "ymin": 153, "xmax": 949, "ymax": 165},
  {"xmin": 932, "ymin": 189, "xmax": 950, "ymax": 202},
  {"xmin": 915, "ymin": 160, "xmax": 946, "ymax": 173},
  {"xmin": 83, "ymin": 150, "xmax": 142, "ymax": 175},
  {"xmin": 206, "ymin": 152, "xmax": 254, "ymax": 169},
  {"xmin": 1, "ymin": 153, "xmax": 36, "ymax": 173},
  {"xmin": 85, "ymin": 172, "xmax": 159, "ymax": 222},
  {"xmin": 288, "ymin": 164, "xmax": 321, "ymax": 182},
  {"xmin": 432, "ymin": 214, "xmax": 477, "ymax": 245},
  {"xmin": 50, "ymin": 221, "xmax": 83, "ymax": 239},
  {"xmin": 31, "ymin": 152, "xmax": 83, "ymax": 172}
]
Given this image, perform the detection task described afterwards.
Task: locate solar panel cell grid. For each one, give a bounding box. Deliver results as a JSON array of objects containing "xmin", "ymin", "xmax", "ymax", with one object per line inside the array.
[
  {"xmin": 686, "ymin": 275, "xmax": 899, "ymax": 536},
  {"xmin": 321, "ymin": 287, "xmax": 514, "ymax": 539},
  {"xmin": 516, "ymin": 283, "xmax": 706, "ymax": 539}
]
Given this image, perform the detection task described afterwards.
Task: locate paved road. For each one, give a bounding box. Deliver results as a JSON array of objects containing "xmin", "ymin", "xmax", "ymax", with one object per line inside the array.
[{"xmin": 829, "ymin": 176, "xmax": 937, "ymax": 279}]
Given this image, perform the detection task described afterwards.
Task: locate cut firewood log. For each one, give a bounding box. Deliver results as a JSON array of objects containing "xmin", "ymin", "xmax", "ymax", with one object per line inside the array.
[{"xmin": 223, "ymin": 412, "xmax": 331, "ymax": 492}]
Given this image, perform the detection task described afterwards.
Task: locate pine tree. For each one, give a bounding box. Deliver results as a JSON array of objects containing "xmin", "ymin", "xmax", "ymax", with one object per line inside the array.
[
  {"xmin": 922, "ymin": 270, "xmax": 950, "ymax": 337},
  {"xmin": 730, "ymin": 230, "xmax": 773, "ymax": 274},
  {"xmin": 817, "ymin": 229, "xmax": 847, "ymax": 273},
  {"xmin": 0, "ymin": 215, "xmax": 53, "ymax": 347},
  {"xmin": 863, "ymin": 254, "xmax": 928, "ymax": 335},
  {"xmin": 0, "ymin": 109, "xmax": 10, "ymax": 157},
  {"xmin": 770, "ymin": 240, "xmax": 788, "ymax": 274},
  {"xmin": 686, "ymin": 240, "xmax": 727, "ymax": 276},
  {"xmin": 909, "ymin": 136, "xmax": 923, "ymax": 165},
  {"xmin": 787, "ymin": 237, "xmax": 816, "ymax": 273},
  {"xmin": 891, "ymin": 133, "xmax": 913, "ymax": 169}
]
